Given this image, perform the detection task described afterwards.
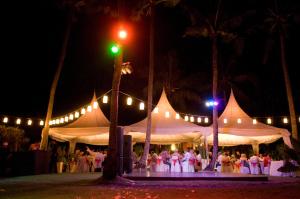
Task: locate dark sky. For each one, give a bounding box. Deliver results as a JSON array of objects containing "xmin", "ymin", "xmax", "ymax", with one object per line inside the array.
[{"xmin": 1, "ymin": 0, "xmax": 300, "ymax": 129}]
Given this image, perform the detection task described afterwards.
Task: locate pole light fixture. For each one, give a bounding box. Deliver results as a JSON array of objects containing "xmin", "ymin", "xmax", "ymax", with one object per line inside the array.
[{"xmin": 205, "ymin": 100, "xmax": 219, "ymax": 107}]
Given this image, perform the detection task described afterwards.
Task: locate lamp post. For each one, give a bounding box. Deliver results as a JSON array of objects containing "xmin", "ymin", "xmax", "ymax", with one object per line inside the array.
[
  {"xmin": 205, "ymin": 99, "xmax": 219, "ymax": 171},
  {"xmin": 103, "ymin": 28, "xmax": 131, "ymax": 180}
]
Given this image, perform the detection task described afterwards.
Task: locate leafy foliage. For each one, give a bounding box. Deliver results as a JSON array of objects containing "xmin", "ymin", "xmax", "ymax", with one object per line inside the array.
[{"xmin": 0, "ymin": 125, "xmax": 24, "ymax": 152}]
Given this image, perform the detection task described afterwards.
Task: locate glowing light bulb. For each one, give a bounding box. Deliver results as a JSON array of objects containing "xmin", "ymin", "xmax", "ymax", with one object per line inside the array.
[
  {"xmin": 171, "ymin": 144, "xmax": 176, "ymax": 151},
  {"xmin": 81, "ymin": 108, "xmax": 86, "ymax": 115},
  {"xmin": 75, "ymin": 112, "xmax": 80, "ymax": 118},
  {"xmin": 184, "ymin": 116, "xmax": 189, "ymax": 121},
  {"xmin": 27, "ymin": 119, "xmax": 32, "ymax": 126},
  {"xmin": 139, "ymin": 102, "xmax": 145, "ymax": 110},
  {"xmin": 16, "ymin": 118, "xmax": 21, "ymax": 125},
  {"xmin": 165, "ymin": 111, "xmax": 170, "ymax": 118},
  {"xmin": 40, "ymin": 120, "xmax": 44, "ymax": 126},
  {"xmin": 175, "ymin": 113, "xmax": 180, "ymax": 119},
  {"xmin": 69, "ymin": 114, "xmax": 74, "ymax": 120},
  {"xmin": 3, "ymin": 117, "xmax": 8, "ymax": 123},
  {"xmin": 253, "ymin": 119, "xmax": 257, "ymax": 125},
  {"xmin": 154, "ymin": 107, "xmax": 159, "ymax": 113},
  {"xmin": 118, "ymin": 30, "xmax": 127, "ymax": 39},
  {"xmin": 103, "ymin": 95, "xmax": 108, "ymax": 104},
  {"xmin": 224, "ymin": 118, "xmax": 228, "ymax": 124},
  {"xmin": 87, "ymin": 105, "xmax": 92, "ymax": 112},
  {"xmin": 190, "ymin": 116, "xmax": 194, "ymax": 122},
  {"xmin": 267, "ymin": 118, "xmax": 272, "ymax": 124},
  {"xmin": 197, "ymin": 117, "xmax": 201, "ymax": 123},
  {"xmin": 126, "ymin": 97, "xmax": 133, "ymax": 106},
  {"xmin": 283, "ymin": 117, "xmax": 288, "ymax": 124},
  {"xmin": 204, "ymin": 117, "xmax": 209, "ymax": 123},
  {"xmin": 64, "ymin": 116, "xmax": 68, "ymax": 122},
  {"xmin": 93, "ymin": 101, "xmax": 98, "ymax": 109},
  {"xmin": 237, "ymin": 118, "xmax": 242, "ymax": 124}
]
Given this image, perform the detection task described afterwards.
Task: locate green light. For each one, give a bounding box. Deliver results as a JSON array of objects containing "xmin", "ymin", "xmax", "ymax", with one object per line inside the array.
[{"xmin": 111, "ymin": 45, "xmax": 119, "ymax": 54}]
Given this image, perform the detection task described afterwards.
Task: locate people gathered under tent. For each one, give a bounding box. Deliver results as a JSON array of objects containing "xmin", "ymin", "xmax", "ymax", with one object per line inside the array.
[
  {"xmin": 50, "ymin": 144, "xmax": 274, "ymax": 175},
  {"xmin": 144, "ymin": 148, "xmax": 273, "ymax": 175}
]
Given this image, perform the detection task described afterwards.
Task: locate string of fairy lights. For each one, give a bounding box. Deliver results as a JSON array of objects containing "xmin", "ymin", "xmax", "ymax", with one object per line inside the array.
[{"xmin": 0, "ymin": 90, "xmax": 299, "ymax": 127}]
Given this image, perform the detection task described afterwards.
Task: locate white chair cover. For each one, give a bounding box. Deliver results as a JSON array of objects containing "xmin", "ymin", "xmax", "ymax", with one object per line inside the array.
[
  {"xmin": 156, "ymin": 156, "xmax": 164, "ymax": 172},
  {"xmin": 171, "ymin": 155, "xmax": 181, "ymax": 172}
]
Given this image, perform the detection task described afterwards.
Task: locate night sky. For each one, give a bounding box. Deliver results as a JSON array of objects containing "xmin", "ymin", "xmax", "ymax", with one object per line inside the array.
[{"xmin": 1, "ymin": 0, "xmax": 300, "ymax": 130}]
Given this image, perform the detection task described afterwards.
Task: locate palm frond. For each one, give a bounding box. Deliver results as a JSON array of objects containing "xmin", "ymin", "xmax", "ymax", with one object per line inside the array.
[{"xmin": 184, "ymin": 26, "xmax": 212, "ymax": 38}]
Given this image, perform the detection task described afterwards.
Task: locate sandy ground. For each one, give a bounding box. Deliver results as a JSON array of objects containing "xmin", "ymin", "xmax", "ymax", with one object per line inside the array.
[{"xmin": 0, "ymin": 173, "xmax": 300, "ymax": 199}]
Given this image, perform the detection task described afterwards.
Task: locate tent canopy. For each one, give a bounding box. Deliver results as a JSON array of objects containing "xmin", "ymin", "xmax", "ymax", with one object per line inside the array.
[
  {"xmin": 49, "ymin": 93, "xmax": 110, "ymax": 145},
  {"xmin": 205, "ymin": 90, "xmax": 292, "ymax": 147},
  {"xmin": 125, "ymin": 89, "xmax": 207, "ymax": 144},
  {"xmin": 49, "ymin": 89, "xmax": 292, "ymax": 148}
]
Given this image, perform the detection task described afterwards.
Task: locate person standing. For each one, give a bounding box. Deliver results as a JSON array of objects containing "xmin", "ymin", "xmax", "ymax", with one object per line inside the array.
[
  {"xmin": 86, "ymin": 147, "xmax": 105, "ymax": 172},
  {"xmin": 160, "ymin": 149, "xmax": 171, "ymax": 171},
  {"xmin": 221, "ymin": 152, "xmax": 233, "ymax": 173},
  {"xmin": 181, "ymin": 149, "xmax": 190, "ymax": 172}
]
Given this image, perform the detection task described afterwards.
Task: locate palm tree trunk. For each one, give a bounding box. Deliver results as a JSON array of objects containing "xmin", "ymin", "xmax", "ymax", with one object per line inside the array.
[
  {"xmin": 138, "ymin": 1, "xmax": 155, "ymax": 168},
  {"xmin": 279, "ymin": 32, "xmax": 298, "ymax": 140},
  {"xmin": 40, "ymin": 10, "xmax": 73, "ymax": 150},
  {"xmin": 206, "ymin": 36, "xmax": 219, "ymax": 171},
  {"xmin": 103, "ymin": 51, "xmax": 123, "ymax": 179}
]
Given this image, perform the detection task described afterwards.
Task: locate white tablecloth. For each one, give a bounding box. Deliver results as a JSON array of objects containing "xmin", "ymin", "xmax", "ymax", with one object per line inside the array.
[{"xmin": 269, "ymin": 160, "xmax": 284, "ymax": 176}]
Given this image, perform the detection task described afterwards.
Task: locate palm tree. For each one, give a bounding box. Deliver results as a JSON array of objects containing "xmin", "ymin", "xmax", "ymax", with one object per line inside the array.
[
  {"xmin": 184, "ymin": 0, "xmax": 255, "ymax": 170},
  {"xmin": 263, "ymin": 2, "xmax": 298, "ymax": 140},
  {"xmin": 132, "ymin": 0, "xmax": 181, "ymax": 168},
  {"xmin": 40, "ymin": 0, "xmax": 115, "ymax": 150},
  {"xmin": 143, "ymin": 51, "xmax": 204, "ymax": 112},
  {"xmin": 40, "ymin": 1, "xmax": 79, "ymax": 150}
]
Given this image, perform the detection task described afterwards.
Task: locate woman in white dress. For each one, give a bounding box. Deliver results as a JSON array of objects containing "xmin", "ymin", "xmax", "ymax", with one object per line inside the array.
[
  {"xmin": 181, "ymin": 150, "xmax": 190, "ymax": 172},
  {"xmin": 171, "ymin": 150, "xmax": 181, "ymax": 172}
]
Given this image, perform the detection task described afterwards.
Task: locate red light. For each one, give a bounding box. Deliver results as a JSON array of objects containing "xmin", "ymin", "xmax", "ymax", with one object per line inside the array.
[{"xmin": 118, "ymin": 30, "xmax": 127, "ymax": 40}]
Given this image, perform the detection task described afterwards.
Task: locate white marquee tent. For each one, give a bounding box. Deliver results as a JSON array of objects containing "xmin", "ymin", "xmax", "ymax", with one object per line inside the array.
[
  {"xmin": 49, "ymin": 93, "xmax": 110, "ymax": 149},
  {"xmin": 124, "ymin": 89, "xmax": 208, "ymax": 144},
  {"xmin": 204, "ymin": 90, "xmax": 292, "ymax": 151},
  {"xmin": 48, "ymin": 89, "xmax": 292, "ymax": 152}
]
